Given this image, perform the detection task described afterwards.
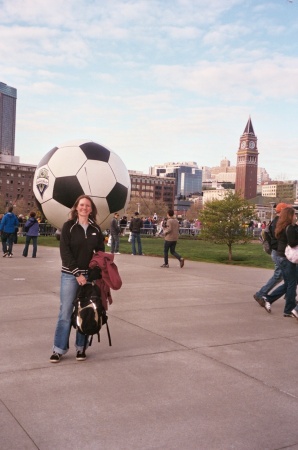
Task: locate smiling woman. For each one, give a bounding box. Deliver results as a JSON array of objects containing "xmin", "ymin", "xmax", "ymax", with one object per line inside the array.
[{"xmin": 49, "ymin": 194, "xmax": 105, "ymax": 364}]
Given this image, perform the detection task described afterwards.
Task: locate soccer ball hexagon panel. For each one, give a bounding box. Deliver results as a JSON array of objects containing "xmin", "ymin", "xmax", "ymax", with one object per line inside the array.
[{"xmin": 33, "ymin": 140, "xmax": 131, "ymax": 230}]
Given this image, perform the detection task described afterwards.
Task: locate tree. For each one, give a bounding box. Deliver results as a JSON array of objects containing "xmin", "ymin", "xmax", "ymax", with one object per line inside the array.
[
  {"xmin": 186, "ymin": 201, "xmax": 202, "ymax": 221},
  {"xmin": 126, "ymin": 198, "xmax": 169, "ymax": 218},
  {"xmin": 198, "ymin": 191, "xmax": 255, "ymax": 261}
]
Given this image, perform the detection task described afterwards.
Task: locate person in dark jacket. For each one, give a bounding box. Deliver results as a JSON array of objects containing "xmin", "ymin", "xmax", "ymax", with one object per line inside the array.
[
  {"xmin": 253, "ymin": 202, "xmax": 289, "ymax": 304},
  {"xmin": 260, "ymin": 207, "xmax": 298, "ymax": 317},
  {"xmin": 22, "ymin": 211, "xmax": 39, "ymax": 258},
  {"xmin": 129, "ymin": 211, "xmax": 143, "ymax": 255},
  {"xmin": 0, "ymin": 206, "xmax": 19, "ymax": 257},
  {"xmin": 119, "ymin": 215, "xmax": 127, "ymax": 235},
  {"xmin": 110, "ymin": 212, "xmax": 121, "ymax": 254},
  {"xmin": 50, "ymin": 195, "xmax": 105, "ymax": 363}
]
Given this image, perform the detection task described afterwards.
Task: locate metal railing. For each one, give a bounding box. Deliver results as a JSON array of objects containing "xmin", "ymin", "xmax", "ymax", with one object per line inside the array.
[
  {"xmin": 18, "ymin": 223, "xmax": 57, "ymax": 236},
  {"xmin": 121, "ymin": 226, "xmax": 200, "ymax": 237}
]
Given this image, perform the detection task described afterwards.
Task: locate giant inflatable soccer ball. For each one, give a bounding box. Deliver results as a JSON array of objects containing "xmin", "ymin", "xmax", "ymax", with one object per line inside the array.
[{"xmin": 33, "ymin": 140, "xmax": 131, "ymax": 231}]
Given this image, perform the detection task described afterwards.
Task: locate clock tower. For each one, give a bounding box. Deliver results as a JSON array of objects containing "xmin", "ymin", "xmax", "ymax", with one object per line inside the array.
[{"xmin": 235, "ymin": 117, "xmax": 258, "ymax": 199}]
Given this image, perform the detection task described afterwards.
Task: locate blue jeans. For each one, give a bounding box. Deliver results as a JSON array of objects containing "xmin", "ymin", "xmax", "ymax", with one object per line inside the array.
[
  {"xmin": 131, "ymin": 232, "xmax": 142, "ymax": 255},
  {"xmin": 2, "ymin": 233, "xmax": 14, "ymax": 254},
  {"xmin": 111, "ymin": 234, "xmax": 120, "ymax": 253},
  {"xmin": 23, "ymin": 236, "xmax": 38, "ymax": 257},
  {"xmin": 164, "ymin": 241, "xmax": 181, "ymax": 265},
  {"xmin": 256, "ymin": 250, "xmax": 283, "ymax": 297},
  {"xmin": 266, "ymin": 257, "xmax": 298, "ymax": 314},
  {"xmin": 53, "ymin": 273, "xmax": 87, "ymax": 354}
]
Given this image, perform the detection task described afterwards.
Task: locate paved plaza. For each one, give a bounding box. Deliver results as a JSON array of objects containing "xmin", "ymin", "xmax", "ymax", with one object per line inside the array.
[{"xmin": 1, "ymin": 244, "xmax": 298, "ymax": 449}]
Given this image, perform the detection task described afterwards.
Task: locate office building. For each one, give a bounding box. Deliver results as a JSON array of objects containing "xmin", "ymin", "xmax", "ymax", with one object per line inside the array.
[
  {"xmin": 262, "ymin": 182, "xmax": 296, "ymax": 200},
  {"xmin": 149, "ymin": 162, "xmax": 202, "ymax": 197},
  {"xmin": 129, "ymin": 171, "xmax": 176, "ymax": 208},
  {"xmin": 0, "ymin": 160, "xmax": 36, "ymax": 213},
  {"xmin": 0, "ymin": 82, "xmax": 17, "ymax": 158}
]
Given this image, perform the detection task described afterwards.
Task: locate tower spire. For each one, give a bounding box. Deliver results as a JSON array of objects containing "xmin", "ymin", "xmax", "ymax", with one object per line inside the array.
[{"xmin": 243, "ymin": 116, "xmax": 255, "ymax": 136}]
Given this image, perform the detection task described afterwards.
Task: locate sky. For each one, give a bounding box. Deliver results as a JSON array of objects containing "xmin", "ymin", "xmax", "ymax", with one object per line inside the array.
[{"xmin": 1, "ymin": 0, "xmax": 298, "ymax": 181}]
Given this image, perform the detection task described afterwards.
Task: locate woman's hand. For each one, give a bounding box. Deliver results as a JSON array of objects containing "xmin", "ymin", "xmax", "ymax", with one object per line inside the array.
[{"xmin": 76, "ymin": 274, "xmax": 87, "ymax": 286}]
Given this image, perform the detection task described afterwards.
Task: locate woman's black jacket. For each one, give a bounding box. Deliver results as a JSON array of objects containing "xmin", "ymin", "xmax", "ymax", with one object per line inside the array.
[{"xmin": 60, "ymin": 218, "xmax": 105, "ymax": 276}]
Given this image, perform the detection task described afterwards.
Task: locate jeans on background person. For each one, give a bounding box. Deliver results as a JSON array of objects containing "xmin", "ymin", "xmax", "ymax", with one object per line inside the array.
[
  {"xmin": 1, "ymin": 234, "xmax": 7, "ymax": 253},
  {"xmin": 2, "ymin": 233, "xmax": 14, "ymax": 255},
  {"xmin": 53, "ymin": 272, "xmax": 87, "ymax": 355},
  {"xmin": 111, "ymin": 234, "xmax": 120, "ymax": 253},
  {"xmin": 23, "ymin": 235, "xmax": 38, "ymax": 258},
  {"xmin": 131, "ymin": 232, "xmax": 142, "ymax": 255},
  {"xmin": 14, "ymin": 227, "xmax": 18, "ymax": 244},
  {"xmin": 255, "ymin": 250, "xmax": 283, "ymax": 298},
  {"xmin": 265, "ymin": 257, "xmax": 298, "ymax": 315},
  {"xmin": 164, "ymin": 241, "xmax": 181, "ymax": 265}
]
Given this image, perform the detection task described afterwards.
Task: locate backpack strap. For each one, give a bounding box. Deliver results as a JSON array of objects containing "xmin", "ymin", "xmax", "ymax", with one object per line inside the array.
[
  {"xmin": 106, "ymin": 321, "xmax": 112, "ymax": 346},
  {"xmin": 83, "ymin": 335, "xmax": 89, "ymax": 352}
]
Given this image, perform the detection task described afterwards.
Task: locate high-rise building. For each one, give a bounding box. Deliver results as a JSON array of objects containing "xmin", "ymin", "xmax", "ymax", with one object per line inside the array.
[
  {"xmin": 149, "ymin": 162, "xmax": 202, "ymax": 197},
  {"xmin": 235, "ymin": 117, "xmax": 258, "ymax": 199},
  {"xmin": 0, "ymin": 82, "xmax": 17, "ymax": 158}
]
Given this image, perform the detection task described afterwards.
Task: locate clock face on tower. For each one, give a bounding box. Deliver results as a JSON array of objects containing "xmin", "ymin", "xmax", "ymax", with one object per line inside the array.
[
  {"xmin": 249, "ymin": 141, "xmax": 255, "ymax": 149},
  {"xmin": 241, "ymin": 141, "xmax": 246, "ymax": 149}
]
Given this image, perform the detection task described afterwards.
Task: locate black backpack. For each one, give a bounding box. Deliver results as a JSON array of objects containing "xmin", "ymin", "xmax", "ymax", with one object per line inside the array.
[
  {"xmin": 71, "ymin": 281, "xmax": 111, "ymax": 351},
  {"xmin": 260, "ymin": 224, "xmax": 273, "ymax": 255}
]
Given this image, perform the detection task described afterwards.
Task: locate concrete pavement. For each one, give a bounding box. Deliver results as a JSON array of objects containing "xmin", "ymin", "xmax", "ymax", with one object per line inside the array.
[{"xmin": 1, "ymin": 244, "xmax": 298, "ymax": 449}]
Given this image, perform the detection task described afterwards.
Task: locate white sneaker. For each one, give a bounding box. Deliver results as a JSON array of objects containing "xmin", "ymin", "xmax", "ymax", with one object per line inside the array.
[
  {"xmin": 291, "ymin": 309, "xmax": 298, "ymax": 319},
  {"xmin": 115, "ymin": 252, "xmax": 121, "ymax": 254},
  {"xmin": 263, "ymin": 299, "xmax": 271, "ymax": 313}
]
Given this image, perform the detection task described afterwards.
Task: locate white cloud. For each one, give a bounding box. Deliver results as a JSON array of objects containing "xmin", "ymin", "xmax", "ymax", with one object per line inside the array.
[
  {"xmin": 149, "ymin": 55, "xmax": 298, "ymax": 102},
  {"xmin": 1, "ymin": 0, "xmax": 297, "ymax": 181}
]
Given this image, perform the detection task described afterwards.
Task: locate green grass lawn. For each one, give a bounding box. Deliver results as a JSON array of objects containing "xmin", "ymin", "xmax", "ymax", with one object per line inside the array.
[{"xmin": 18, "ymin": 235, "xmax": 274, "ymax": 269}]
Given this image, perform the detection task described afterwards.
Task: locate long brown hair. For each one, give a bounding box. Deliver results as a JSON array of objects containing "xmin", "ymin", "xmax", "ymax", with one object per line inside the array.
[
  {"xmin": 275, "ymin": 207, "xmax": 295, "ymax": 238},
  {"xmin": 69, "ymin": 195, "xmax": 98, "ymax": 223}
]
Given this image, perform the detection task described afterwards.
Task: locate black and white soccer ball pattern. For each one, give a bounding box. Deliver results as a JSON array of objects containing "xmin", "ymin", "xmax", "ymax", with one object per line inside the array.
[{"xmin": 33, "ymin": 140, "xmax": 131, "ymax": 230}]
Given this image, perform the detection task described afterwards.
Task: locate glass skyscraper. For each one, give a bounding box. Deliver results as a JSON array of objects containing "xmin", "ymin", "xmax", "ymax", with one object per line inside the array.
[
  {"xmin": 150, "ymin": 162, "xmax": 202, "ymax": 197},
  {"xmin": 0, "ymin": 82, "xmax": 17, "ymax": 157}
]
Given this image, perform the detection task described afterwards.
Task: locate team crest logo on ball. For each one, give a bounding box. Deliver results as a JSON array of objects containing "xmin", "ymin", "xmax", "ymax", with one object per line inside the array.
[
  {"xmin": 33, "ymin": 140, "xmax": 131, "ymax": 230},
  {"xmin": 35, "ymin": 167, "xmax": 50, "ymax": 198}
]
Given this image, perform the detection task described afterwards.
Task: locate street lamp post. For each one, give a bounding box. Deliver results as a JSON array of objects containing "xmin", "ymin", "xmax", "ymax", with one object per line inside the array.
[{"xmin": 269, "ymin": 202, "xmax": 275, "ymax": 221}]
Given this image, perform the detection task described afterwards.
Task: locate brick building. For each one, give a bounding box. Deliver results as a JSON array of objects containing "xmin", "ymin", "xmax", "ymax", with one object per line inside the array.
[
  {"xmin": 0, "ymin": 161, "xmax": 36, "ymax": 213},
  {"xmin": 129, "ymin": 171, "xmax": 176, "ymax": 208}
]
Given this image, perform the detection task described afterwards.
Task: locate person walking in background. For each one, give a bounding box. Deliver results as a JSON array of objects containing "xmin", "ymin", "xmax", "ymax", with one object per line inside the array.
[
  {"xmin": 143, "ymin": 217, "xmax": 151, "ymax": 235},
  {"xmin": 0, "ymin": 206, "xmax": 19, "ymax": 257},
  {"xmin": 110, "ymin": 212, "xmax": 121, "ymax": 254},
  {"xmin": 119, "ymin": 215, "xmax": 127, "ymax": 235},
  {"xmin": 50, "ymin": 195, "xmax": 105, "ymax": 363},
  {"xmin": 129, "ymin": 211, "xmax": 143, "ymax": 255},
  {"xmin": 22, "ymin": 211, "xmax": 39, "ymax": 258},
  {"xmin": 161, "ymin": 209, "xmax": 184, "ymax": 269},
  {"xmin": 253, "ymin": 203, "xmax": 289, "ymax": 306},
  {"xmin": 259, "ymin": 207, "xmax": 298, "ymax": 317},
  {"xmin": 156, "ymin": 217, "xmax": 166, "ymax": 237},
  {"xmin": 247, "ymin": 220, "xmax": 254, "ymax": 235}
]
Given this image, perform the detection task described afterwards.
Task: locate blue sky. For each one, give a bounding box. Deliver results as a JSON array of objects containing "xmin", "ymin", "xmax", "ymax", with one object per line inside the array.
[{"xmin": 1, "ymin": 0, "xmax": 298, "ymax": 180}]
